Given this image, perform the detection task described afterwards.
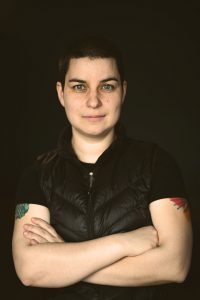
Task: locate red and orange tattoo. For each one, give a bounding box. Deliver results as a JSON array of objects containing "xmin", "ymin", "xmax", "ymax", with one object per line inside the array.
[{"xmin": 170, "ymin": 197, "xmax": 190, "ymax": 221}]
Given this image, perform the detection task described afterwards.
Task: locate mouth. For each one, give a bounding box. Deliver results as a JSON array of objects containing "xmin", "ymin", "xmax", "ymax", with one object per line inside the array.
[{"xmin": 82, "ymin": 115, "xmax": 106, "ymax": 121}]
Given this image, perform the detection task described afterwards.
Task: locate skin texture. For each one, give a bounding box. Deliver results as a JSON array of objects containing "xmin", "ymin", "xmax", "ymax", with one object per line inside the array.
[
  {"xmin": 12, "ymin": 57, "xmax": 193, "ymax": 288},
  {"xmin": 56, "ymin": 57, "xmax": 127, "ymax": 163},
  {"xmin": 57, "ymin": 57, "xmax": 127, "ymax": 138}
]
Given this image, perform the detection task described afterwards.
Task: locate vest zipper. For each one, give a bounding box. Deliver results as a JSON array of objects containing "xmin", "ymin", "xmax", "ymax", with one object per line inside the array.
[{"xmin": 87, "ymin": 171, "xmax": 94, "ymax": 239}]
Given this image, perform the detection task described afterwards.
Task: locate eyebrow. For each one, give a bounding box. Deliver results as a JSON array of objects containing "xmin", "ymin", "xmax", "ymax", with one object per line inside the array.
[
  {"xmin": 68, "ymin": 79, "xmax": 86, "ymax": 83},
  {"xmin": 68, "ymin": 77, "xmax": 119, "ymax": 83},
  {"xmin": 101, "ymin": 77, "xmax": 119, "ymax": 83}
]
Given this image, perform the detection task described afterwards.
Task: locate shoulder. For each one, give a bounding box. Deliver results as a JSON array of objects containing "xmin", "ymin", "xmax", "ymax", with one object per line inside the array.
[
  {"xmin": 123, "ymin": 138, "xmax": 180, "ymax": 175},
  {"xmin": 36, "ymin": 148, "xmax": 59, "ymax": 166},
  {"xmin": 124, "ymin": 137, "xmax": 159, "ymax": 159},
  {"xmin": 125, "ymin": 137, "xmax": 175, "ymax": 161},
  {"xmin": 34, "ymin": 148, "xmax": 61, "ymax": 174}
]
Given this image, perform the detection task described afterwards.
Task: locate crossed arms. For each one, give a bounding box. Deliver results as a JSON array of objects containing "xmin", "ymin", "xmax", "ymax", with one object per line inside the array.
[{"xmin": 12, "ymin": 197, "xmax": 192, "ymax": 288}]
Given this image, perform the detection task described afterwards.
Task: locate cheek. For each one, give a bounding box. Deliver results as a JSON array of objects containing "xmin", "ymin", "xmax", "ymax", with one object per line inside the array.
[
  {"xmin": 112, "ymin": 100, "xmax": 123, "ymax": 117},
  {"xmin": 105, "ymin": 90, "xmax": 123, "ymax": 105},
  {"xmin": 64, "ymin": 98, "xmax": 81, "ymax": 111},
  {"xmin": 63, "ymin": 101, "xmax": 84, "ymax": 122},
  {"xmin": 110, "ymin": 98, "xmax": 123, "ymax": 111}
]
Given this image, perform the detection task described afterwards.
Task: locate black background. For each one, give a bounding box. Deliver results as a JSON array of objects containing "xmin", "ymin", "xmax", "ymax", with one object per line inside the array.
[{"xmin": 1, "ymin": 1, "xmax": 200, "ymax": 299}]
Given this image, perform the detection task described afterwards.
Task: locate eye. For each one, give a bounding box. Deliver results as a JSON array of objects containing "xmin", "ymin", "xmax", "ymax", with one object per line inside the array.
[
  {"xmin": 73, "ymin": 84, "xmax": 86, "ymax": 91},
  {"xmin": 101, "ymin": 84, "xmax": 115, "ymax": 91}
]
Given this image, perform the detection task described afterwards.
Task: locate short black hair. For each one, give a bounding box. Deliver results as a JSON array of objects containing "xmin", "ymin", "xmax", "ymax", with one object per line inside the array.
[{"xmin": 57, "ymin": 35, "xmax": 125, "ymax": 88}]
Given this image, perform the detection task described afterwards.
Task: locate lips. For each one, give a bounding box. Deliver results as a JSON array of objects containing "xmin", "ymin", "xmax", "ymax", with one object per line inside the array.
[
  {"xmin": 83, "ymin": 115, "xmax": 105, "ymax": 118},
  {"xmin": 82, "ymin": 115, "xmax": 105, "ymax": 121}
]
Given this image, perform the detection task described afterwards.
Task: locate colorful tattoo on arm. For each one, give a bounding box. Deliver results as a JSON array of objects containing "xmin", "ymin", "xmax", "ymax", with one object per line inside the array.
[
  {"xmin": 170, "ymin": 198, "xmax": 190, "ymax": 221},
  {"xmin": 15, "ymin": 203, "xmax": 29, "ymax": 219}
]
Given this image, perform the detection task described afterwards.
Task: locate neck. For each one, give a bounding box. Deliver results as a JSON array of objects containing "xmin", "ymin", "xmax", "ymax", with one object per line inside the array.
[{"xmin": 71, "ymin": 128, "xmax": 116, "ymax": 163}]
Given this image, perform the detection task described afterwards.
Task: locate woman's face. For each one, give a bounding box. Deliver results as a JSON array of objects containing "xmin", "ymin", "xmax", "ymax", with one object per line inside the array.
[{"xmin": 56, "ymin": 57, "xmax": 127, "ymax": 140}]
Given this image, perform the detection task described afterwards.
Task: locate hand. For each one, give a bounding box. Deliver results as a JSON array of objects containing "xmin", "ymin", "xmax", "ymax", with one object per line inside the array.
[
  {"xmin": 23, "ymin": 217, "xmax": 64, "ymax": 245},
  {"xmin": 121, "ymin": 226, "xmax": 159, "ymax": 257}
]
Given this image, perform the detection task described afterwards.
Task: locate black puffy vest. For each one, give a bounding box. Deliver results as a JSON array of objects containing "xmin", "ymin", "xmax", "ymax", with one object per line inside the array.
[{"xmin": 36, "ymin": 122, "xmax": 159, "ymax": 300}]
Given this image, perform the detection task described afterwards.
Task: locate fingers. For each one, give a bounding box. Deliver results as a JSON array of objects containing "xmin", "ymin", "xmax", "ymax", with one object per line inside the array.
[
  {"xmin": 31, "ymin": 217, "xmax": 57, "ymax": 237},
  {"xmin": 23, "ymin": 230, "xmax": 48, "ymax": 244},
  {"xmin": 23, "ymin": 218, "xmax": 64, "ymax": 243},
  {"xmin": 23, "ymin": 223, "xmax": 55, "ymax": 242},
  {"xmin": 31, "ymin": 218, "xmax": 64, "ymax": 242}
]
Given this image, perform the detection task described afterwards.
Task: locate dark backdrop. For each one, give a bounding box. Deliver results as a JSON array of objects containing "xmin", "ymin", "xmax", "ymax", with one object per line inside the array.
[{"xmin": 1, "ymin": 1, "xmax": 199, "ymax": 299}]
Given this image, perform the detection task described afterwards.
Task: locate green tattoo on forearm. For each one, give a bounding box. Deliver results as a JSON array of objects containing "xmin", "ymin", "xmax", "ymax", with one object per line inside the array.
[{"xmin": 15, "ymin": 203, "xmax": 29, "ymax": 219}]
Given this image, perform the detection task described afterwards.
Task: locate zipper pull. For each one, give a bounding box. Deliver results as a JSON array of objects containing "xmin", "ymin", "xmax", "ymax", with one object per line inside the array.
[{"xmin": 89, "ymin": 172, "xmax": 94, "ymax": 189}]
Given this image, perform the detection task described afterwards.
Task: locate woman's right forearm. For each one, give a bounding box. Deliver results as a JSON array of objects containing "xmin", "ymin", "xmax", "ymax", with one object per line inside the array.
[{"xmin": 13, "ymin": 233, "xmax": 125, "ymax": 288}]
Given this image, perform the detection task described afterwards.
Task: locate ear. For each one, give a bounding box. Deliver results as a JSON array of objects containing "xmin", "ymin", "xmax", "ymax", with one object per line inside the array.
[
  {"xmin": 56, "ymin": 82, "xmax": 65, "ymax": 107},
  {"xmin": 121, "ymin": 80, "xmax": 127, "ymax": 104}
]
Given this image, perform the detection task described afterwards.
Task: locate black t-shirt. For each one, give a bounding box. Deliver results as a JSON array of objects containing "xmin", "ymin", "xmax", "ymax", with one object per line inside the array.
[{"xmin": 15, "ymin": 146, "xmax": 187, "ymax": 207}]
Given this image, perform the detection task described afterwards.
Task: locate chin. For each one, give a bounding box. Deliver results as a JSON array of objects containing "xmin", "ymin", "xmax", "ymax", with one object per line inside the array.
[{"xmin": 77, "ymin": 126, "xmax": 113, "ymax": 138}]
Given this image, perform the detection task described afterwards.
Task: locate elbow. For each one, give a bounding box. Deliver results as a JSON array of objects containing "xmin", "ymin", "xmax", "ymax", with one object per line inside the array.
[
  {"xmin": 17, "ymin": 267, "xmax": 44, "ymax": 287},
  {"xmin": 170, "ymin": 259, "xmax": 191, "ymax": 284},
  {"xmin": 12, "ymin": 245, "xmax": 37, "ymax": 286},
  {"xmin": 20, "ymin": 275, "xmax": 32, "ymax": 287},
  {"xmin": 12, "ymin": 244, "xmax": 46, "ymax": 287},
  {"xmin": 172, "ymin": 271, "xmax": 188, "ymax": 284},
  {"xmin": 15, "ymin": 265, "xmax": 33, "ymax": 286},
  {"xmin": 161, "ymin": 242, "xmax": 192, "ymax": 284},
  {"xmin": 176, "ymin": 273, "xmax": 187, "ymax": 284},
  {"xmin": 14, "ymin": 259, "xmax": 40, "ymax": 287},
  {"xmin": 173, "ymin": 264, "xmax": 190, "ymax": 283}
]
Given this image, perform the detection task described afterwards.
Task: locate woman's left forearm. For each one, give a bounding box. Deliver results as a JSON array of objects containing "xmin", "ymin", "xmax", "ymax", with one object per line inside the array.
[{"xmin": 83, "ymin": 245, "xmax": 189, "ymax": 287}]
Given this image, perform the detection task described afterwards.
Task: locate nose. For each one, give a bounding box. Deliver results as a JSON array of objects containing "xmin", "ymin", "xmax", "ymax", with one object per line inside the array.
[{"xmin": 86, "ymin": 90, "xmax": 102, "ymax": 108}]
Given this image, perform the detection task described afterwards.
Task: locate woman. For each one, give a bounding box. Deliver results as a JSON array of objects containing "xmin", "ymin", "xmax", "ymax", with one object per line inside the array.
[{"xmin": 12, "ymin": 36, "xmax": 192, "ymax": 299}]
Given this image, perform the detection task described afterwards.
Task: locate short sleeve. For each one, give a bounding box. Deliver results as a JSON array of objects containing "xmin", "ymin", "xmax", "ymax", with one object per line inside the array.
[
  {"xmin": 149, "ymin": 146, "xmax": 187, "ymax": 203},
  {"xmin": 15, "ymin": 162, "xmax": 47, "ymax": 207}
]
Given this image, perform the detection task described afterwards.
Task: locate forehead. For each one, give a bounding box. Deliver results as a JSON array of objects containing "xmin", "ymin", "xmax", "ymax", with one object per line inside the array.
[{"xmin": 66, "ymin": 57, "xmax": 120, "ymax": 80}]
